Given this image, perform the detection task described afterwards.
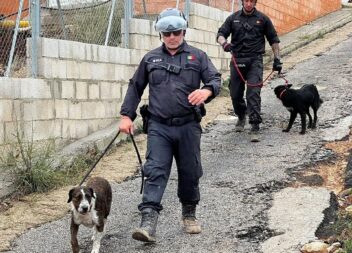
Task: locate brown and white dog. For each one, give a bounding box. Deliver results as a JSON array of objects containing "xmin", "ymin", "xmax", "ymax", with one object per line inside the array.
[{"xmin": 68, "ymin": 177, "xmax": 112, "ymax": 253}]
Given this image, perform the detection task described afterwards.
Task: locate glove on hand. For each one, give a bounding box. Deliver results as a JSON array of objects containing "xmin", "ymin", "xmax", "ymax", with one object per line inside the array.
[
  {"xmin": 221, "ymin": 42, "xmax": 233, "ymax": 52},
  {"xmin": 273, "ymin": 57, "xmax": 283, "ymax": 74}
]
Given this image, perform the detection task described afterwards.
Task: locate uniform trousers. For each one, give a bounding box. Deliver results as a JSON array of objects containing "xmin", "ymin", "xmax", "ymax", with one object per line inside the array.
[
  {"xmin": 138, "ymin": 119, "xmax": 203, "ymax": 212},
  {"xmin": 229, "ymin": 55, "xmax": 263, "ymax": 125}
]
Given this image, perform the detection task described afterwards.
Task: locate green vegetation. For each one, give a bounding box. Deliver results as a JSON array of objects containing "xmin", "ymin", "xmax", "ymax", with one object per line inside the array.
[
  {"xmin": 0, "ymin": 130, "xmax": 92, "ymax": 196},
  {"xmin": 219, "ymin": 77, "xmax": 230, "ymax": 97}
]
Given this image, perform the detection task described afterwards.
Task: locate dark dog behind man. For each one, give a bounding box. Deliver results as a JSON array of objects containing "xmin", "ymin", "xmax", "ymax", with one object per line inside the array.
[
  {"xmin": 274, "ymin": 84, "xmax": 323, "ymax": 134},
  {"xmin": 68, "ymin": 177, "xmax": 112, "ymax": 253}
]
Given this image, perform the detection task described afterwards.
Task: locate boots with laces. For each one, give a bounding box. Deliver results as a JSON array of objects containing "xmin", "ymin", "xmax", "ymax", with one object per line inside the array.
[{"xmin": 182, "ymin": 204, "xmax": 201, "ymax": 234}]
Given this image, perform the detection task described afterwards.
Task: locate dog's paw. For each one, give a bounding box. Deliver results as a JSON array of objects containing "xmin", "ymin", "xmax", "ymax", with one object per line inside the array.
[{"xmin": 299, "ymin": 131, "xmax": 306, "ymax": 135}]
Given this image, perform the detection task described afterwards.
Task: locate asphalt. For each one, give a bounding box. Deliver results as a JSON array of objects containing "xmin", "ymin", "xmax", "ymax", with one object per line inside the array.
[
  {"xmin": 1, "ymin": 5, "xmax": 352, "ymax": 253},
  {"xmin": 1, "ymin": 6, "xmax": 352, "ymax": 200}
]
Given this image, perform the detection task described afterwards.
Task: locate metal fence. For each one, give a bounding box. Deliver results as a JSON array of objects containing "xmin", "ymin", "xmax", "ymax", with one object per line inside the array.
[{"xmin": 0, "ymin": 0, "xmax": 242, "ymax": 78}]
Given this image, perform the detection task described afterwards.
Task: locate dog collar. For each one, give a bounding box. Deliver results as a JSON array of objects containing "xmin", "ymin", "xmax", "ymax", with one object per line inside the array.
[{"xmin": 279, "ymin": 89, "xmax": 287, "ymax": 99}]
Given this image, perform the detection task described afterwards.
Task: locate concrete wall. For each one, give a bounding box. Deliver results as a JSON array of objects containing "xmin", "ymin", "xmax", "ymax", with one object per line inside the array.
[{"xmin": 0, "ymin": 39, "xmax": 151, "ymax": 145}]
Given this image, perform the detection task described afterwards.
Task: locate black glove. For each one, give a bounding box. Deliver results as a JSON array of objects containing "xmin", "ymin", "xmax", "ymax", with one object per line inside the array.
[
  {"xmin": 273, "ymin": 57, "xmax": 283, "ymax": 74},
  {"xmin": 221, "ymin": 42, "xmax": 233, "ymax": 52}
]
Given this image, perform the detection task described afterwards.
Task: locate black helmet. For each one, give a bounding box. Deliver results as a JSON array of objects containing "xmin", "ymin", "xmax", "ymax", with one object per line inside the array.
[{"xmin": 155, "ymin": 8, "xmax": 187, "ymax": 32}]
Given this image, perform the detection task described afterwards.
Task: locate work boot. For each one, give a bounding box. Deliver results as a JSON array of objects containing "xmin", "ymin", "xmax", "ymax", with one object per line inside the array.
[
  {"xmin": 182, "ymin": 204, "xmax": 201, "ymax": 234},
  {"xmin": 250, "ymin": 124, "xmax": 260, "ymax": 142},
  {"xmin": 132, "ymin": 208, "xmax": 158, "ymax": 243},
  {"xmin": 235, "ymin": 116, "xmax": 246, "ymax": 132}
]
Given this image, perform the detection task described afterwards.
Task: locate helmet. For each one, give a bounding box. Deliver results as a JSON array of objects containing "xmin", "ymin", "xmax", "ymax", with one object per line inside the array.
[{"xmin": 155, "ymin": 8, "xmax": 187, "ymax": 32}]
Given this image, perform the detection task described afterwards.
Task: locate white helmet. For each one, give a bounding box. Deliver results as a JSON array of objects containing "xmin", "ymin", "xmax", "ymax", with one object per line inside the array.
[{"xmin": 155, "ymin": 8, "xmax": 187, "ymax": 32}]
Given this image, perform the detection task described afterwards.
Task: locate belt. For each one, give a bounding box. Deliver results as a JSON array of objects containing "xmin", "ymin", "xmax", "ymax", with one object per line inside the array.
[
  {"xmin": 232, "ymin": 52, "xmax": 261, "ymax": 58},
  {"xmin": 150, "ymin": 114, "xmax": 196, "ymax": 126}
]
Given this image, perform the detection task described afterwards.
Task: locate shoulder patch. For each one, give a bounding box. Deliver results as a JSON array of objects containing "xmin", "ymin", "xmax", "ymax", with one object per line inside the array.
[{"xmin": 187, "ymin": 54, "xmax": 196, "ymax": 61}]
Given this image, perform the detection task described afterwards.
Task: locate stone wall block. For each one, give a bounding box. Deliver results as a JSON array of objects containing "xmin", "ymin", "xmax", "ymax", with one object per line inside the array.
[
  {"xmin": 0, "ymin": 78, "xmax": 21, "ymax": 98},
  {"xmin": 72, "ymin": 41, "xmax": 86, "ymax": 61},
  {"xmin": 0, "ymin": 100, "xmax": 13, "ymax": 122},
  {"xmin": 23, "ymin": 100, "xmax": 55, "ymax": 121},
  {"xmin": 61, "ymin": 80, "xmax": 75, "ymax": 99},
  {"xmin": 88, "ymin": 83, "xmax": 100, "ymax": 99},
  {"xmin": 68, "ymin": 102, "xmax": 82, "ymax": 119},
  {"xmin": 76, "ymin": 82, "xmax": 88, "ymax": 100},
  {"xmin": 55, "ymin": 100, "xmax": 69, "ymax": 118},
  {"xmin": 20, "ymin": 79, "xmax": 51, "ymax": 99},
  {"xmin": 59, "ymin": 39, "xmax": 73, "ymax": 59},
  {"xmin": 42, "ymin": 38, "xmax": 59, "ymax": 58}
]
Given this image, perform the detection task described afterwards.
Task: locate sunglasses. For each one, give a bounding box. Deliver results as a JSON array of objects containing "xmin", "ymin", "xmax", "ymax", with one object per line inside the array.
[{"xmin": 161, "ymin": 30, "xmax": 183, "ymax": 37}]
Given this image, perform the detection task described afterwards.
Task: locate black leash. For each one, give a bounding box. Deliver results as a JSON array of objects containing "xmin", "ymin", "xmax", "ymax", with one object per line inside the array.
[
  {"xmin": 129, "ymin": 132, "xmax": 144, "ymax": 194},
  {"xmin": 79, "ymin": 131, "xmax": 121, "ymax": 186}
]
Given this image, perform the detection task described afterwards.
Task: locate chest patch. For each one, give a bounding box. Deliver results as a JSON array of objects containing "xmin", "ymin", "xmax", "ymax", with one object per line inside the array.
[{"xmin": 152, "ymin": 58, "xmax": 163, "ymax": 63}]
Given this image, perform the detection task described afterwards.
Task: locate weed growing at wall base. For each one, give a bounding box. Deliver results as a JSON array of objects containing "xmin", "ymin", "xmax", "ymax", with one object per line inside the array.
[{"xmin": 0, "ymin": 131, "xmax": 91, "ymax": 196}]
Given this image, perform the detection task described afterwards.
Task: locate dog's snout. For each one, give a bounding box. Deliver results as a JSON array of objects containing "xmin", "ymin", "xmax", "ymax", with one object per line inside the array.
[{"xmin": 78, "ymin": 204, "xmax": 89, "ymax": 214}]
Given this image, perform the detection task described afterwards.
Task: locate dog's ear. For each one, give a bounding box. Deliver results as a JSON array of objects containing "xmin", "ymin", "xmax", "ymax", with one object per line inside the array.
[
  {"xmin": 68, "ymin": 188, "xmax": 74, "ymax": 203},
  {"xmin": 287, "ymin": 84, "xmax": 293, "ymax": 88},
  {"xmin": 88, "ymin": 188, "xmax": 95, "ymax": 198}
]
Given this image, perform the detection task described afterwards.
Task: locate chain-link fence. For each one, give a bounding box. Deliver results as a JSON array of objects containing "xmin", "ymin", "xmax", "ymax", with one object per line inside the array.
[
  {"xmin": 0, "ymin": 0, "xmax": 31, "ymax": 77},
  {"xmin": 0, "ymin": 0, "xmax": 125, "ymax": 77},
  {"xmin": 41, "ymin": 0, "xmax": 124, "ymax": 46}
]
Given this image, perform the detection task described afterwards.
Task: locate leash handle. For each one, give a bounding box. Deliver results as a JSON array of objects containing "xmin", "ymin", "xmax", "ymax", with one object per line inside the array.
[
  {"xmin": 79, "ymin": 131, "xmax": 121, "ymax": 186},
  {"xmin": 129, "ymin": 132, "xmax": 145, "ymax": 194}
]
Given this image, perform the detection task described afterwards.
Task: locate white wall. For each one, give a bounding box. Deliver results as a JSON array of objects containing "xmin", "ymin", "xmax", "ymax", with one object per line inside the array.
[{"xmin": 0, "ymin": 2, "xmax": 231, "ymax": 146}]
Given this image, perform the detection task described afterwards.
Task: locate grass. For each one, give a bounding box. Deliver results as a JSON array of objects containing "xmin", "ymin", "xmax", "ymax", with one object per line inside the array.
[
  {"xmin": 0, "ymin": 129, "xmax": 92, "ymax": 196},
  {"xmin": 219, "ymin": 77, "xmax": 230, "ymax": 97}
]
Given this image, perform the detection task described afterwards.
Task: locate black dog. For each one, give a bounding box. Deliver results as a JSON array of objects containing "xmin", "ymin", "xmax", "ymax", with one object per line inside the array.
[{"xmin": 274, "ymin": 84, "xmax": 323, "ymax": 134}]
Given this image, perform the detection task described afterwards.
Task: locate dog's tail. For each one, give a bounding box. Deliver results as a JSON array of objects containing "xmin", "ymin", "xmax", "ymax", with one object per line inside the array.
[
  {"xmin": 312, "ymin": 84, "xmax": 323, "ymax": 109},
  {"xmin": 317, "ymin": 98, "xmax": 323, "ymax": 109}
]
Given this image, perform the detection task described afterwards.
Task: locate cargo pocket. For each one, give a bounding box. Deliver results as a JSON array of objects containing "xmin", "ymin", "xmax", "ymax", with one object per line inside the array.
[
  {"xmin": 183, "ymin": 63, "xmax": 201, "ymax": 88},
  {"xmin": 147, "ymin": 65, "xmax": 167, "ymax": 85}
]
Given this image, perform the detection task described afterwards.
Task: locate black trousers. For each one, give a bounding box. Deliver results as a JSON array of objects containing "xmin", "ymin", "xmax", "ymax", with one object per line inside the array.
[
  {"xmin": 229, "ymin": 55, "xmax": 263, "ymax": 125},
  {"xmin": 138, "ymin": 119, "xmax": 203, "ymax": 212}
]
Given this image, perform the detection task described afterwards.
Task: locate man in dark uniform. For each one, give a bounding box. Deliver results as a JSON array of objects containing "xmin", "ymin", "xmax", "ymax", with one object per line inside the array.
[
  {"xmin": 119, "ymin": 8, "xmax": 221, "ymax": 242},
  {"xmin": 217, "ymin": 0, "xmax": 282, "ymax": 142}
]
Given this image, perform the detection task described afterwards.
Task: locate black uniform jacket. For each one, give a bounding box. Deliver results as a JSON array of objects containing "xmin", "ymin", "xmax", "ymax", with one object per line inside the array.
[
  {"xmin": 120, "ymin": 42, "xmax": 221, "ymax": 120},
  {"xmin": 217, "ymin": 8, "xmax": 280, "ymax": 55}
]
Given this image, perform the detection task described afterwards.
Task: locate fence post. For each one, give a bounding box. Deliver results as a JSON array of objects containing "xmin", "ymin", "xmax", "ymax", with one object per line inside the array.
[
  {"xmin": 238, "ymin": 0, "xmax": 242, "ymax": 10},
  {"xmin": 184, "ymin": 0, "xmax": 191, "ymax": 21},
  {"xmin": 124, "ymin": 0, "xmax": 132, "ymax": 48},
  {"xmin": 105, "ymin": 0, "xmax": 117, "ymax": 46},
  {"xmin": 56, "ymin": 0, "xmax": 67, "ymax": 40},
  {"xmin": 30, "ymin": 0, "xmax": 41, "ymax": 78},
  {"xmin": 4, "ymin": 0, "xmax": 25, "ymax": 77}
]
